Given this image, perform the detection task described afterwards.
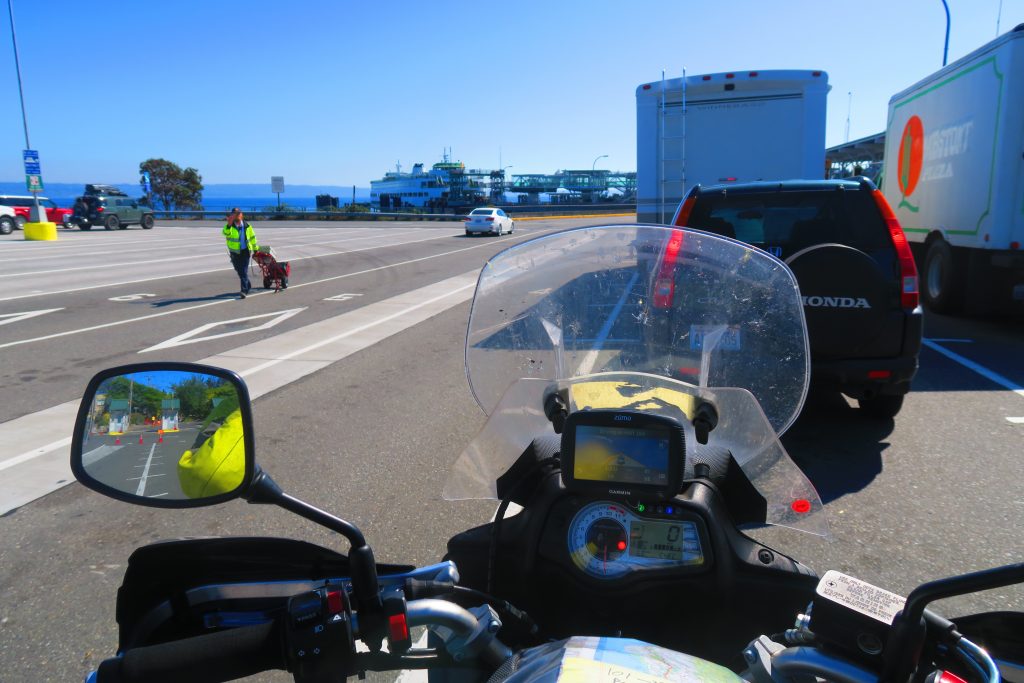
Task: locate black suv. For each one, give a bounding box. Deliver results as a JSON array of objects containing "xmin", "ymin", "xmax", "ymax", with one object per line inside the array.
[
  {"xmin": 672, "ymin": 178, "xmax": 922, "ymax": 418},
  {"xmin": 71, "ymin": 184, "xmax": 155, "ymax": 231}
]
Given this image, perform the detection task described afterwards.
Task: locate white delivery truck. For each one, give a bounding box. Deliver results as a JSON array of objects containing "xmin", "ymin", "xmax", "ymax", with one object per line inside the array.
[
  {"xmin": 636, "ymin": 70, "xmax": 830, "ymax": 224},
  {"xmin": 882, "ymin": 24, "xmax": 1024, "ymax": 314}
]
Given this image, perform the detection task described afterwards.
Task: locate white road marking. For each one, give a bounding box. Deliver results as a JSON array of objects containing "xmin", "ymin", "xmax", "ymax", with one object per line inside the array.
[
  {"xmin": 0, "ymin": 228, "xmax": 550, "ymax": 350},
  {"xmin": 141, "ymin": 307, "xmax": 306, "ymax": 352},
  {"xmin": 0, "ymin": 437, "xmax": 73, "ymax": 472},
  {"xmin": 324, "ymin": 293, "xmax": 363, "ymax": 302},
  {"xmin": 0, "ymin": 230, "xmax": 453, "ymax": 302},
  {"xmin": 1007, "ymin": 417, "xmax": 1024, "ymax": 424},
  {"xmin": 0, "ymin": 308, "xmax": 63, "ymax": 327},
  {"xmin": 8, "ymin": 229, "xmax": 425, "ymax": 277},
  {"xmin": 135, "ymin": 444, "xmax": 158, "ymax": 495},
  {"xmin": 922, "ymin": 338, "xmax": 1024, "ymax": 399},
  {"xmin": 109, "ymin": 293, "xmax": 156, "ymax": 302},
  {"xmin": 234, "ymin": 275, "xmax": 478, "ymax": 380}
]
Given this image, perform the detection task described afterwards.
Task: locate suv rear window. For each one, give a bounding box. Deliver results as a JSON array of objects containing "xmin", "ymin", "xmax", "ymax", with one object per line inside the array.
[
  {"xmin": 688, "ymin": 190, "xmax": 890, "ymax": 258},
  {"xmin": 470, "ymin": 209, "xmax": 494, "ymax": 215}
]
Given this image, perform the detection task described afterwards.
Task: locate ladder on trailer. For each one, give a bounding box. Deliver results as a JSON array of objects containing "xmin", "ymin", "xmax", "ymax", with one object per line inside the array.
[{"xmin": 658, "ymin": 70, "xmax": 687, "ymax": 224}]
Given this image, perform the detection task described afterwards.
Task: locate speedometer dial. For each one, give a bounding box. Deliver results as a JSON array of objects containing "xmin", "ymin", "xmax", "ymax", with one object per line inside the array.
[
  {"xmin": 567, "ymin": 500, "xmax": 705, "ymax": 580},
  {"xmin": 568, "ymin": 502, "xmax": 633, "ymax": 578}
]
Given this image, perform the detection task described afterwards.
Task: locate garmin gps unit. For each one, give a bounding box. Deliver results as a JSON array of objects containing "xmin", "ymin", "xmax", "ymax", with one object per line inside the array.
[{"xmin": 561, "ymin": 410, "xmax": 685, "ymax": 500}]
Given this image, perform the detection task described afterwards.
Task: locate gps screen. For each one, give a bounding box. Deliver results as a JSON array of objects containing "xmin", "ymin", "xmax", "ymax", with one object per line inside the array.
[{"xmin": 573, "ymin": 425, "xmax": 670, "ymax": 486}]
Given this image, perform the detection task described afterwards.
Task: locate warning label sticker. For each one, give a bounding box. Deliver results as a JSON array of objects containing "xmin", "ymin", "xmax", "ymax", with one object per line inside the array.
[{"xmin": 816, "ymin": 570, "xmax": 906, "ymax": 625}]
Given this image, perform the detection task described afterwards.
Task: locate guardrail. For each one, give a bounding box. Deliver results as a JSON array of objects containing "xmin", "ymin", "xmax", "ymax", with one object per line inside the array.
[{"xmin": 152, "ymin": 203, "xmax": 636, "ymax": 221}]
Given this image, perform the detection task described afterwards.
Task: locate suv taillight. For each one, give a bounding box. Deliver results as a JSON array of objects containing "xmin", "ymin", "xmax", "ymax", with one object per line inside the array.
[
  {"xmin": 653, "ymin": 229, "xmax": 685, "ymax": 309},
  {"xmin": 872, "ymin": 189, "xmax": 918, "ymax": 309},
  {"xmin": 672, "ymin": 196, "xmax": 696, "ymax": 227},
  {"xmin": 95, "ymin": 206, "xmax": 104, "ymax": 213}
]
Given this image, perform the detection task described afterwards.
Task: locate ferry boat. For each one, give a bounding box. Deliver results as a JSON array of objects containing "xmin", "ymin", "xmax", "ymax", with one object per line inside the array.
[{"xmin": 370, "ymin": 155, "xmax": 494, "ymax": 210}]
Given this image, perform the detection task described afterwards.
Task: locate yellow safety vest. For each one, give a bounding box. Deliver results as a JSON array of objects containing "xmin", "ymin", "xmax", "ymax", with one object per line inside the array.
[
  {"xmin": 223, "ymin": 222, "xmax": 258, "ymax": 253},
  {"xmin": 177, "ymin": 410, "xmax": 247, "ymax": 498}
]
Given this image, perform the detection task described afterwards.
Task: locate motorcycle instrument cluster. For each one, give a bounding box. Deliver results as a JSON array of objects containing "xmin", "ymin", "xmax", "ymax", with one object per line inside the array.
[
  {"xmin": 567, "ymin": 500, "xmax": 705, "ymax": 579},
  {"xmin": 560, "ymin": 409, "xmax": 685, "ymax": 500}
]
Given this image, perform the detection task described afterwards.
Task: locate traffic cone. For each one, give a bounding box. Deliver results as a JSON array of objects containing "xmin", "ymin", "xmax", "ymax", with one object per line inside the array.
[
  {"xmin": 157, "ymin": 432, "xmax": 163, "ymax": 444},
  {"xmin": 114, "ymin": 436, "xmax": 121, "ymax": 445},
  {"xmin": 138, "ymin": 434, "xmax": 144, "ymax": 445}
]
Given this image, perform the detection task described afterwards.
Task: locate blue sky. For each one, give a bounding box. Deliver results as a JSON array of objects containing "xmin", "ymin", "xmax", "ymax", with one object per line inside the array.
[{"xmin": 1, "ymin": 0, "xmax": 1020, "ymax": 186}]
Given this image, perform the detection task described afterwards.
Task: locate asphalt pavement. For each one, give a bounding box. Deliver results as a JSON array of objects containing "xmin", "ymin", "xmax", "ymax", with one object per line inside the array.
[{"xmin": 0, "ymin": 218, "xmax": 1022, "ymax": 682}]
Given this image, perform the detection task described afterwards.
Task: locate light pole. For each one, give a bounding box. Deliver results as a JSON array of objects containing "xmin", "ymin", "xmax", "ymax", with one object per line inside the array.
[
  {"xmin": 941, "ymin": 0, "xmax": 951, "ymax": 66},
  {"xmin": 7, "ymin": 0, "xmax": 42, "ymax": 222},
  {"xmin": 592, "ymin": 154, "xmax": 608, "ymax": 172}
]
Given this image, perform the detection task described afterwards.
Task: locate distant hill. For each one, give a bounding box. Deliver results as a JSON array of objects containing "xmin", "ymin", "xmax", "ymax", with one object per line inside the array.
[{"xmin": 0, "ymin": 182, "xmax": 370, "ymax": 201}]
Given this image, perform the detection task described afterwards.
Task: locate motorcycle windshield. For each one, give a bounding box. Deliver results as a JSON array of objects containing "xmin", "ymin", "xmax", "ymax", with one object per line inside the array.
[{"xmin": 446, "ymin": 225, "xmax": 825, "ymax": 537}]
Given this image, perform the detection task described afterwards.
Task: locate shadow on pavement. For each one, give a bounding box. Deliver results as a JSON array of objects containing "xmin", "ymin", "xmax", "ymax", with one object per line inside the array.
[
  {"xmin": 151, "ymin": 294, "xmax": 239, "ymax": 308},
  {"xmin": 781, "ymin": 390, "xmax": 893, "ymax": 504}
]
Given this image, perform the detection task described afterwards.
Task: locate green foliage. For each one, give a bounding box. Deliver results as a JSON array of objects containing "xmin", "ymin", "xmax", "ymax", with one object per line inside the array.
[
  {"xmin": 172, "ymin": 376, "xmax": 210, "ymax": 420},
  {"xmin": 104, "ymin": 376, "xmax": 167, "ymax": 420},
  {"xmin": 140, "ymin": 158, "xmax": 204, "ymax": 211}
]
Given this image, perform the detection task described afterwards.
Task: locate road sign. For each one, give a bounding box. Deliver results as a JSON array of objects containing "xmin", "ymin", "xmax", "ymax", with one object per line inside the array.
[
  {"xmin": 24, "ymin": 150, "xmax": 42, "ymax": 191},
  {"xmin": 271, "ymin": 176, "xmax": 284, "ymax": 193}
]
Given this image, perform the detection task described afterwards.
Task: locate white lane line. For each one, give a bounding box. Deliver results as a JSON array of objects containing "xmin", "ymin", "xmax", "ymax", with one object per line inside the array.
[
  {"xmin": 1007, "ymin": 417, "xmax": 1024, "ymax": 424},
  {"xmin": 7, "ymin": 229, "xmax": 428, "ymax": 277},
  {"xmin": 0, "ymin": 437, "xmax": 72, "ymax": 472},
  {"xmin": 141, "ymin": 307, "xmax": 306, "ymax": 352},
  {"xmin": 0, "ymin": 230, "xmax": 456, "ymax": 302},
  {"xmin": 928, "ymin": 338, "xmax": 973, "ymax": 343},
  {"xmin": 0, "ymin": 308, "xmax": 63, "ymax": 326},
  {"xmin": 922, "ymin": 338, "xmax": 1024, "ymax": 398},
  {"xmin": 0, "ymin": 228, "xmax": 552, "ymax": 350},
  {"xmin": 237, "ymin": 279, "xmax": 478, "ymax": 378},
  {"xmin": 135, "ymin": 444, "xmax": 158, "ymax": 495}
]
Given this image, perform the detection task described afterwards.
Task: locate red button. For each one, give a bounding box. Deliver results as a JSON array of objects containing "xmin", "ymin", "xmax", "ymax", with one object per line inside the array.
[
  {"xmin": 388, "ymin": 613, "xmax": 410, "ymax": 642},
  {"xmin": 326, "ymin": 590, "xmax": 344, "ymax": 615}
]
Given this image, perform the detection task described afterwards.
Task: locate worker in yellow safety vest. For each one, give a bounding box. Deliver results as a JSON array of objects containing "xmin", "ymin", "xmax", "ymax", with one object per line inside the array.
[{"xmin": 223, "ymin": 208, "xmax": 259, "ymax": 298}]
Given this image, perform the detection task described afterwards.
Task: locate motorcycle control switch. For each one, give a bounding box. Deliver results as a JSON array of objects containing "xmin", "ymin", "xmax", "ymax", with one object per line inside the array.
[{"xmin": 285, "ymin": 587, "xmax": 356, "ymax": 683}]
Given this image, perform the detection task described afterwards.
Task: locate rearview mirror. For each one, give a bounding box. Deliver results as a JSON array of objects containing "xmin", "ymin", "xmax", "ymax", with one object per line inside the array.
[{"xmin": 71, "ymin": 363, "xmax": 256, "ymax": 508}]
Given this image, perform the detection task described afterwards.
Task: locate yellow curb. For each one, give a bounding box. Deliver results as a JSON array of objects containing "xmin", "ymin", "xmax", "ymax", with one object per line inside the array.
[
  {"xmin": 24, "ymin": 221, "xmax": 58, "ymax": 241},
  {"xmin": 512, "ymin": 212, "xmax": 636, "ymax": 222}
]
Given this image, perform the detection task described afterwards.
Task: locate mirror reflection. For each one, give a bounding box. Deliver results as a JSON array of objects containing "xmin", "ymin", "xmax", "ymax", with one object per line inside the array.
[{"xmin": 80, "ymin": 371, "xmax": 247, "ymax": 501}]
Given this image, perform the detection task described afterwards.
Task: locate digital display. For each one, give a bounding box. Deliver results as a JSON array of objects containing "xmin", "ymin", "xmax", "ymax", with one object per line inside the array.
[
  {"xmin": 573, "ymin": 425, "xmax": 670, "ymax": 486},
  {"xmin": 629, "ymin": 520, "xmax": 701, "ymax": 563}
]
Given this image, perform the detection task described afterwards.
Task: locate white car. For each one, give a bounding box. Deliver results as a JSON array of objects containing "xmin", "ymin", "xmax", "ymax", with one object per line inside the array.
[
  {"xmin": 464, "ymin": 207, "xmax": 514, "ymax": 236},
  {"xmin": 0, "ymin": 205, "xmax": 15, "ymax": 235}
]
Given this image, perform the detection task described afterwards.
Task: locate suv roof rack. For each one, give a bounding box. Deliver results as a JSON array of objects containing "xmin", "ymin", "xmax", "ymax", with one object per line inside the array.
[{"xmin": 84, "ymin": 184, "xmax": 128, "ymax": 197}]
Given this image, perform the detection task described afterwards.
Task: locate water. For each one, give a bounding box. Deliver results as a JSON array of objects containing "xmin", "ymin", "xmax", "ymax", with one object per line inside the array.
[{"xmin": 46, "ymin": 196, "xmax": 362, "ymax": 211}]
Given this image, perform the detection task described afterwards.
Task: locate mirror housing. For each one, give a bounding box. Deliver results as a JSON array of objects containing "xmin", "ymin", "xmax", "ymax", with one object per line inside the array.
[{"xmin": 70, "ymin": 362, "xmax": 256, "ymax": 508}]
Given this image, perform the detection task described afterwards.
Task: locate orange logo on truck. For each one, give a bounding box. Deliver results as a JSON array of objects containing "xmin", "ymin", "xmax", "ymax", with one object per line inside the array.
[{"xmin": 897, "ymin": 115, "xmax": 923, "ymax": 211}]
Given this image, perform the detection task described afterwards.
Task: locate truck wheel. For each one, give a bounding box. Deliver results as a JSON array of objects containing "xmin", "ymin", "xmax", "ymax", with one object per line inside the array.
[
  {"xmin": 922, "ymin": 239, "xmax": 961, "ymax": 313},
  {"xmin": 104, "ymin": 215, "xmax": 120, "ymax": 231},
  {"xmin": 0, "ymin": 216, "xmax": 12, "ymax": 235},
  {"xmin": 141, "ymin": 214, "xmax": 155, "ymax": 229},
  {"xmin": 857, "ymin": 394, "xmax": 905, "ymax": 419},
  {"xmin": 15, "ymin": 215, "xmax": 26, "ymax": 229}
]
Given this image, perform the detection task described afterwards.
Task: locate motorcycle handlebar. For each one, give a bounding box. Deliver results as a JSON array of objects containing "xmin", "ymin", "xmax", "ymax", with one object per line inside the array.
[{"xmin": 94, "ymin": 621, "xmax": 285, "ymax": 683}]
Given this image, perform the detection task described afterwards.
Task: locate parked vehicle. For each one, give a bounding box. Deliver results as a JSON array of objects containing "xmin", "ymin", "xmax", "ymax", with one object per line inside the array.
[
  {"xmin": 0, "ymin": 194, "xmax": 73, "ymax": 228},
  {"xmin": 69, "ymin": 226, "xmax": 1022, "ymax": 683},
  {"xmin": 70, "ymin": 184, "xmax": 155, "ymax": 231},
  {"xmin": 671, "ymin": 178, "xmax": 922, "ymax": 418},
  {"xmin": 0, "ymin": 205, "xmax": 15, "ymax": 235},
  {"xmin": 464, "ymin": 207, "xmax": 514, "ymax": 236},
  {"xmin": 636, "ymin": 70, "xmax": 830, "ymax": 224},
  {"xmin": 881, "ymin": 24, "xmax": 1024, "ymax": 314}
]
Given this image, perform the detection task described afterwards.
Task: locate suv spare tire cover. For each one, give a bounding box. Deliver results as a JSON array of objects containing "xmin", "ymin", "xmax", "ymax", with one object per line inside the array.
[{"xmin": 786, "ymin": 243, "xmax": 891, "ymax": 358}]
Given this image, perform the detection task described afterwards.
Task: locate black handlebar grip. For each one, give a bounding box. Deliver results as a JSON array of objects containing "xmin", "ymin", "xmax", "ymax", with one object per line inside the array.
[{"xmin": 96, "ymin": 621, "xmax": 285, "ymax": 683}]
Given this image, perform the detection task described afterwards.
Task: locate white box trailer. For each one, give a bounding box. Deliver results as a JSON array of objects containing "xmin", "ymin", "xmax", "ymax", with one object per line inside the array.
[
  {"xmin": 636, "ymin": 70, "xmax": 830, "ymax": 224},
  {"xmin": 881, "ymin": 24, "xmax": 1024, "ymax": 314}
]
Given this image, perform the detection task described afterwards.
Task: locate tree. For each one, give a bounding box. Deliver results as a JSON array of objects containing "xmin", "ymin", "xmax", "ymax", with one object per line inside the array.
[
  {"xmin": 139, "ymin": 158, "xmax": 204, "ymax": 211},
  {"xmin": 172, "ymin": 376, "xmax": 211, "ymax": 420}
]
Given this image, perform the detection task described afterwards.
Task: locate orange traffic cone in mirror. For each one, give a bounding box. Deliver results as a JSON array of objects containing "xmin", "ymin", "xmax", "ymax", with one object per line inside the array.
[
  {"xmin": 157, "ymin": 430, "xmax": 163, "ymax": 444},
  {"xmin": 138, "ymin": 434, "xmax": 144, "ymax": 445}
]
